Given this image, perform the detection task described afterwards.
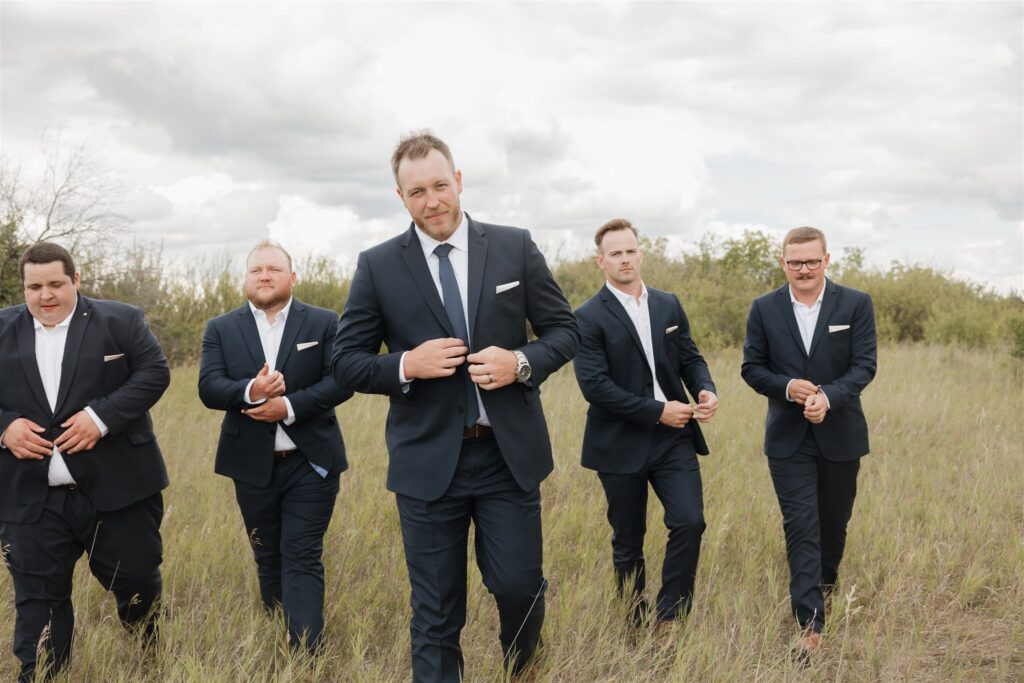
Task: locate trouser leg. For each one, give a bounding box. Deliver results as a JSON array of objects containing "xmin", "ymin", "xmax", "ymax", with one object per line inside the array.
[
  {"xmin": 817, "ymin": 456, "xmax": 861, "ymax": 593},
  {"xmin": 235, "ymin": 473, "xmax": 285, "ymax": 613}
]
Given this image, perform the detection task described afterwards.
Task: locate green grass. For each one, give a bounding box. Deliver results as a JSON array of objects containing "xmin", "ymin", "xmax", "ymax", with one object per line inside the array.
[{"xmin": 2, "ymin": 346, "xmax": 1022, "ymax": 681}]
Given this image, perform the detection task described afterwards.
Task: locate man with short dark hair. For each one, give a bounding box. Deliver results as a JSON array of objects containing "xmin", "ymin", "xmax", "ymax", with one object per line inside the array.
[
  {"xmin": 333, "ymin": 130, "xmax": 578, "ymax": 681},
  {"xmin": 0, "ymin": 241, "xmax": 170, "ymax": 682},
  {"xmin": 741, "ymin": 226, "xmax": 877, "ymax": 655},
  {"xmin": 199, "ymin": 240, "xmax": 351, "ymax": 655},
  {"xmin": 573, "ymin": 219, "xmax": 718, "ymax": 629}
]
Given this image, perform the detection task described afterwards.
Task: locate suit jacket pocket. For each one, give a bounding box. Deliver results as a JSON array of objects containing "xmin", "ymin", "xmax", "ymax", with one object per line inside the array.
[{"xmin": 128, "ymin": 430, "xmax": 157, "ymax": 446}]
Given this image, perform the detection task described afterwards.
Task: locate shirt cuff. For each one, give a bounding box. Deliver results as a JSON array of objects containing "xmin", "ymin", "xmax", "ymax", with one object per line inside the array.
[
  {"xmin": 817, "ymin": 388, "xmax": 831, "ymax": 410},
  {"xmin": 399, "ymin": 351, "xmax": 412, "ymax": 387},
  {"xmin": 785, "ymin": 379, "xmax": 795, "ymax": 402},
  {"xmin": 282, "ymin": 397, "xmax": 296, "ymax": 425},
  {"xmin": 244, "ymin": 379, "xmax": 267, "ymax": 405},
  {"xmin": 83, "ymin": 406, "xmax": 110, "ymax": 437}
]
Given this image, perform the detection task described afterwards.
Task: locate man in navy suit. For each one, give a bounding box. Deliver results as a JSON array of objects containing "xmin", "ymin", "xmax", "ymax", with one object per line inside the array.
[
  {"xmin": 199, "ymin": 240, "xmax": 351, "ymax": 654},
  {"xmin": 333, "ymin": 131, "xmax": 578, "ymax": 682},
  {"xmin": 573, "ymin": 219, "xmax": 718, "ymax": 629},
  {"xmin": 741, "ymin": 226, "xmax": 876, "ymax": 655},
  {"xmin": 0, "ymin": 242, "xmax": 170, "ymax": 682}
]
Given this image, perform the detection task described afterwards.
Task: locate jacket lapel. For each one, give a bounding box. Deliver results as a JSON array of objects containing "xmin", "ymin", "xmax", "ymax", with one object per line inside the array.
[
  {"xmin": 466, "ymin": 216, "xmax": 487, "ymax": 344},
  {"xmin": 275, "ymin": 300, "xmax": 306, "ymax": 370},
  {"xmin": 236, "ymin": 305, "xmax": 267, "ymax": 368},
  {"xmin": 647, "ymin": 289, "xmax": 667, "ymax": 365},
  {"xmin": 600, "ymin": 287, "xmax": 646, "ymax": 358},
  {"xmin": 807, "ymin": 281, "xmax": 838, "ymax": 360},
  {"xmin": 15, "ymin": 308, "xmax": 51, "ymax": 415},
  {"xmin": 54, "ymin": 296, "xmax": 93, "ymax": 416},
  {"xmin": 775, "ymin": 286, "xmax": 808, "ymax": 357},
  {"xmin": 400, "ymin": 224, "xmax": 455, "ymax": 336}
]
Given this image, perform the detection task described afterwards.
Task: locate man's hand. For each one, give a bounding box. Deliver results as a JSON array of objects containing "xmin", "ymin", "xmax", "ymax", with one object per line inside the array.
[
  {"xmin": 242, "ymin": 397, "xmax": 289, "ymax": 422},
  {"xmin": 251, "ymin": 363, "xmax": 286, "ymax": 401},
  {"xmin": 405, "ymin": 338, "xmax": 469, "ymax": 380},
  {"xmin": 1, "ymin": 418, "xmax": 52, "ymax": 460},
  {"xmin": 659, "ymin": 400, "xmax": 694, "ymax": 428},
  {"xmin": 467, "ymin": 346, "xmax": 517, "ymax": 390},
  {"xmin": 788, "ymin": 379, "xmax": 820, "ymax": 405},
  {"xmin": 692, "ymin": 390, "xmax": 719, "ymax": 423},
  {"xmin": 54, "ymin": 411, "xmax": 102, "ymax": 455},
  {"xmin": 804, "ymin": 392, "xmax": 828, "ymax": 424}
]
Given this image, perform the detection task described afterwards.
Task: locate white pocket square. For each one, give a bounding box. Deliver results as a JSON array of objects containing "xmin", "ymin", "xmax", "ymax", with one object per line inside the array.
[
  {"xmin": 829, "ymin": 325, "xmax": 850, "ymax": 333},
  {"xmin": 665, "ymin": 325, "xmax": 679, "ymax": 334},
  {"xmin": 495, "ymin": 281, "xmax": 520, "ymax": 294},
  {"xmin": 103, "ymin": 353, "xmax": 125, "ymax": 362},
  {"xmin": 296, "ymin": 341, "xmax": 319, "ymax": 351}
]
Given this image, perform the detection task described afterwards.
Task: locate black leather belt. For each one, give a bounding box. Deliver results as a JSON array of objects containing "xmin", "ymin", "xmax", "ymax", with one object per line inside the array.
[
  {"xmin": 273, "ymin": 450, "xmax": 298, "ymax": 459},
  {"xmin": 462, "ymin": 425, "xmax": 493, "ymax": 440}
]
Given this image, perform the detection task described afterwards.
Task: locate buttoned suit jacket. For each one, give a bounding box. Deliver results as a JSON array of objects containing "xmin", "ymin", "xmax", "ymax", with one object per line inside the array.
[
  {"xmin": 331, "ymin": 215, "xmax": 579, "ymax": 502},
  {"xmin": 741, "ymin": 280, "xmax": 877, "ymax": 461},
  {"xmin": 0, "ymin": 294, "xmax": 170, "ymax": 523},
  {"xmin": 574, "ymin": 286, "xmax": 716, "ymax": 474},
  {"xmin": 198, "ymin": 299, "xmax": 351, "ymax": 488}
]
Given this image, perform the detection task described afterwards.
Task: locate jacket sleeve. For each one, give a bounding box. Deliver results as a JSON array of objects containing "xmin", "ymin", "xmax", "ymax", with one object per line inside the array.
[
  {"xmin": 518, "ymin": 231, "xmax": 580, "ymax": 386},
  {"xmin": 197, "ymin": 319, "xmax": 251, "ymax": 411},
  {"xmin": 285, "ymin": 312, "xmax": 353, "ymax": 420},
  {"xmin": 819, "ymin": 293, "xmax": 877, "ymax": 410},
  {"xmin": 672, "ymin": 295, "xmax": 716, "ymax": 400},
  {"xmin": 86, "ymin": 307, "xmax": 171, "ymax": 434},
  {"xmin": 741, "ymin": 299, "xmax": 791, "ymax": 402},
  {"xmin": 572, "ymin": 308, "xmax": 663, "ymax": 427},
  {"xmin": 332, "ymin": 251, "xmax": 406, "ymax": 397}
]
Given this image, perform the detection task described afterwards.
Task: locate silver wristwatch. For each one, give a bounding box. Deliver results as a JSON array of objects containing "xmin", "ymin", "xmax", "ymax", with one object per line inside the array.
[{"xmin": 512, "ymin": 350, "xmax": 532, "ymax": 383}]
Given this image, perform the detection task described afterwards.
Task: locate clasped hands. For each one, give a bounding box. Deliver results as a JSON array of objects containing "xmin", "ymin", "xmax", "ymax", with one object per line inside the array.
[
  {"xmin": 659, "ymin": 390, "xmax": 718, "ymax": 429},
  {"xmin": 789, "ymin": 378, "xmax": 828, "ymax": 424},
  {"xmin": 241, "ymin": 363, "xmax": 290, "ymax": 422},
  {"xmin": 403, "ymin": 337, "xmax": 516, "ymax": 390},
  {"xmin": 1, "ymin": 411, "xmax": 102, "ymax": 460}
]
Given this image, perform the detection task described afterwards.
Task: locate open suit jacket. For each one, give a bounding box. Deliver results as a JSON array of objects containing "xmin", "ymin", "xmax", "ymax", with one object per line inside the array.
[
  {"xmin": 332, "ymin": 215, "xmax": 579, "ymax": 501},
  {"xmin": 741, "ymin": 280, "xmax": 877, "ymax": 461},
  {"xmin": 0, "ymin": 294, "xmax": 171, "ymax": 523},
  {"xmin": 574, "ymin": 286, "xmax": 716, "ymax": 474},
  {"xmin": 198, "ymin": 299, "xmax": 351, "ymax": 488}
]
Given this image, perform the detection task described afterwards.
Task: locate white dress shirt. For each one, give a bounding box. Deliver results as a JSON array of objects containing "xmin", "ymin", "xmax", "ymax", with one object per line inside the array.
[
  {"xmin": 26, "ymin": 305, "xmax": 108, "ymax": 486},
  {"xmin": 398, "ymin": 213, "xmax": 490, "ymax": 426},
  {"xmin": 785, "ymin": 279, "xmax": 830, "ymax": 408},
  {"xmin": 605, "ymin": 282, "xmax": 669, "ymax": 404},
  {"xmin": 244, "ymin": 299, "xmax": 298, "ymax": 451}
]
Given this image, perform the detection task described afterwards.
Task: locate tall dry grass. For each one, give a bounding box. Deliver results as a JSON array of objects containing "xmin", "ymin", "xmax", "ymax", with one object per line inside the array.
[{"xmin": 1, "ymin": 345, "xmax": 1022, "ymax": 681}]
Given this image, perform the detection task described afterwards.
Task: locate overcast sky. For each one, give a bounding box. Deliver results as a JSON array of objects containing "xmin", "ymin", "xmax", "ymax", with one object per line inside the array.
[{"xmin": 2, "ymin": 1, "xmax": 1021, "ymax": 292}]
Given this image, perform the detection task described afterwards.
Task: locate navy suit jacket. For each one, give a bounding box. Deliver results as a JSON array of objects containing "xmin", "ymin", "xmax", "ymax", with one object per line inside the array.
[
  {"xmin": 332, "ymin": 215, "xmax": 579, "ymax": 501},
  {"xmin": 0, "ymin": 294, "xmax": 170, "ymax": 523},
  {"xmin": 574, "ymin": 286, "xmax": 716, "ymax": 474},
  {"xmin": 198, "ymin": 299, "xmax": 351, "ymax": 487},
  {"xmin": 741, "ymin": 280, "xmax": 877, "ymax": 461}
]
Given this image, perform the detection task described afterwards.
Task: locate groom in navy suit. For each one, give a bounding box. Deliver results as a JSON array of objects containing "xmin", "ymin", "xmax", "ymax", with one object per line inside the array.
[
  {"xmin": 573, "ymin": 219, "xmax": 718, "ymax": 629},
  {"xmin": 333, "ymin": 131, "xmax": 578, "ymax": 681},
  {"xmin": 199, "ymin": 240, "xmax": 351, "ymax": 654},
  {"xmin": 742, "ymin": 226, "xmax": 877, "ymax": 655}
]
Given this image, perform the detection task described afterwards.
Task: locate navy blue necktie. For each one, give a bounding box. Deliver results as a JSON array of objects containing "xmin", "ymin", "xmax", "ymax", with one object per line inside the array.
[{"xmin": 434, "ymin": 243, "xmax": 480, "ymax": 427}]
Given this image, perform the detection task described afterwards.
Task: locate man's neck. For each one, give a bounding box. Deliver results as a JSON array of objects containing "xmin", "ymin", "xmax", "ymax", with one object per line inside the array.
[
  {"xmin": 608, "ymin": 279, "xmax": 643, "ymax": 303},
  {"xmin": 253, "ymin": 300, "xmax": 287, "ymax": 325},
  {"xmin": 791, "ymin": 281, "xmax": 825, "ymax": 307}
]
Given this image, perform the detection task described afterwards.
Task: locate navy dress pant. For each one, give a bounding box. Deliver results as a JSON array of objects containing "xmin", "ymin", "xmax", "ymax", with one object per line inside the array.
[
  {"xmin": 767, "ymin": 430, "xmax": 860, "ymax": 632},
  {"xmin": 233, "ymin": 452, "xmax": 339, "ymax": 653},
  {"xmin": 0, "ymin": 487, "xmax": 163, "ymax": 683},
  {"xmin": 396, "ymin": 434, "xmax": 546, "ymax": 683},
  {"xmin": 598, "ymin": 425, "xmax": 705, "ymax": 622}
]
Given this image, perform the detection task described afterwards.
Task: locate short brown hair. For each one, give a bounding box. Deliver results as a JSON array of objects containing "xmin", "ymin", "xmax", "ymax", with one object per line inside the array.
[
  {"xmin": 19, "ymin": 242, "xmax": 76, "ymax": 281},
  {"xmin": 783, "ymin": 226, "xmax": 827, "ymax": 253},
  {"xmin": 595, "ymin": 218, "xmax": 639, "ymax": 250},
  {"xmin": 247, "ymin": 239, "xmax": 293, "ymax": 271},
  {"xmin": 391, "ymin": 130, "xmax": 455, "ymax": 183}
]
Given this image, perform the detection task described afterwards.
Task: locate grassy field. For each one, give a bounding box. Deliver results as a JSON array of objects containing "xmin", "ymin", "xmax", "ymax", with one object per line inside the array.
[{"xmin": 1, "ymin": 345, "xmax": 1022, "ymax": 682}]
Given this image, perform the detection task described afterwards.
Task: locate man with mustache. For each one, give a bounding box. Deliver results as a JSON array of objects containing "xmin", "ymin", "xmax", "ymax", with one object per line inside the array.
[
  {"xmin": 741, "ymin": 226, "xmax": 877, "ymax": 657},
  {"xmin": 572, "ymin": 219, "xmax": 718, "ymax": 630}
]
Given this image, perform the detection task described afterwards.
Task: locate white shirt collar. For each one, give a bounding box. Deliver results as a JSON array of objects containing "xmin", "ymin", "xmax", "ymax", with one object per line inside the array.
[
  {"xmin": 249, "ymin": 297, "xmax": 293, "ymax": 324},
  {"xmin": 414, "ymin": 212, "xmax": 468, "ymax": 259},
  {"xmin": 789, "ymin": 278, "xmax": 827, "ymax": 307},
  {"xmin": 605, "ymin": 281, "xmax": 648, "ymax": 306},
  {"xmin": 33, "ymin": 302, "xmax": 78, "ymax": 331}
]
